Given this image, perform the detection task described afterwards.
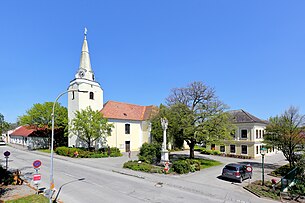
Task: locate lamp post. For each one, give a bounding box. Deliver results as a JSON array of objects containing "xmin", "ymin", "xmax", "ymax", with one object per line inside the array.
[
  {"xmin": 160, "ymin": 118, "xmax": 169, "ymax": 163},
  {"xmin": 53, "ymin": 178, "xmax": 85, "ymax": 203},
  {"xmin": 260, "ymin": 147, "xmax": 267, "ymax": 186},
  {"xmin": 49, "ymin": 89, "xmax": 88, "ymax": 203}
]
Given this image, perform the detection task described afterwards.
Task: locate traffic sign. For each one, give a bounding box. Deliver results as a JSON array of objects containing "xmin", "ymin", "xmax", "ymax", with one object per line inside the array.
[
  {"xmin": 33, "ymin": 160, "xmax": 42, "ymax": 168},
  {"xmin": 246, "ymin": 166, "xmax": 252, "ymax": 172},
  {"xmin": 33, "ymin": 174, "xmax": 41, "ymax": 181},
  {"xmin": 4, "ymin": 151, "xmax": 10, "ymax": 157}
]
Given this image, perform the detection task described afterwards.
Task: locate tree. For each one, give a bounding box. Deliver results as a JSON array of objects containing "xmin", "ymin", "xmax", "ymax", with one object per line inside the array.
[
  {"xmin": 264, "ymin": 106, "xmax": 305, "ymax": 168},
  {"xmin": 165, "ymin": 81, "xmax": 234, "ymax": 158},
  {"xmin": 69, "ymin": 106, "xmax": 113, "ymax": 150},
  {"xmin": 18, "ymin": 102, "xmax": 68, "ymax": 147},
  {"xmin": 0, "ymin": 113, "xmax": 9, "ymax": 136}
]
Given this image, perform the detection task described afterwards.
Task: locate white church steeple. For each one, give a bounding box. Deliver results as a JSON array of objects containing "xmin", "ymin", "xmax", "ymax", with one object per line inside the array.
[
  {"xmin": 75, "ymin": 28, "xmax": 95, "ymax": 81},
  {"xmin": 68, "ymin": 28, "xmax": 104, "ymax": 147}
]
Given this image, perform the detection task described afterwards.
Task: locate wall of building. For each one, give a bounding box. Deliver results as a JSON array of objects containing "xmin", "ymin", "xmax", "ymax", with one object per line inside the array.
[{"xmin": 107, "ymin": 119, "xmax": 150, "ymax": 152}]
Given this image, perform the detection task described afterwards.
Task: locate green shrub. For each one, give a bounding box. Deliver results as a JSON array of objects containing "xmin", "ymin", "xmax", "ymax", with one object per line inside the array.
[
  {"xmin": 0, "ymin": 166, "xmax": 14, "ymax": 185},
  {"xmin": 55, "ymin": 146, "xmax": 120, "ymax": 158},
  {"xmin": 186, "ymin": 159, "xmax": 201, "ymax": 171},
  {"xmin": 123, "ymin": 161, "xmax": 152, "ymax": 172},
  {"xmin": 212, "ymin": 150, "xmax": 221, "ymax": 155},
  {"xmin": 138, "ymin": 143, "xmax": 161, "ymax": 164},
  {"xmin": 110, "ymin": 147, "xmax": 122, "ymax": 157},
  {"xmin": 200, "ymin": 149, "xmax": 213, "ymax": 155},
  {"xmin": 172, "ymin": 160, "xmax": 191, "ymax": 174},
  {"xmin": 194, "ymin": 145, "xmax": 204, "ymax": 151}
]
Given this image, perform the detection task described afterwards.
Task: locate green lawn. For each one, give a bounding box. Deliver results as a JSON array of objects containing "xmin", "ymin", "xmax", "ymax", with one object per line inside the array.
[
  {"xmin": 38, "ymin": 149, "xmax": 50, "ymax": 153},
  {"xmin": 5, "ymin": 194, "xmax": 49, "ymax": 203},
  {"xmin": 198, "ymin": 159, "xmax": 222, "ymax": 169}
]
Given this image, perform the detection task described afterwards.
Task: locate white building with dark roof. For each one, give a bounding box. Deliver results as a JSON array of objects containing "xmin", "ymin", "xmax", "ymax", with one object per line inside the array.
[{"xmin": 208, "ymin": 109, "xmax": 273, "ymax": 158}]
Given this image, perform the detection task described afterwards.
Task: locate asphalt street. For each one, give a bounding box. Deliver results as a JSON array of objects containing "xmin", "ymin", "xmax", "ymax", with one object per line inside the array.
[{"xmin": 0, "ymin": 145, "xmax": 286, "ymax": 203}]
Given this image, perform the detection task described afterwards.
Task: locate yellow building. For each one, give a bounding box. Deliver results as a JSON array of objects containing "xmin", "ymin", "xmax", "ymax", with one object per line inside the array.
[
  {"xmin": 208, "ymin": 110, "xmax": 272, "ymax": 158},
  {"xmin": 101, "ymin": 101, "xmax": 157, "ymax": 152}
]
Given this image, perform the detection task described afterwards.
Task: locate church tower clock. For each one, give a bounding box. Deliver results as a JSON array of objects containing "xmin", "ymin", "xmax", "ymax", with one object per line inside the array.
[{"xmin": 68, "ymin": 29, "xmax": 103, "ymax": 147}]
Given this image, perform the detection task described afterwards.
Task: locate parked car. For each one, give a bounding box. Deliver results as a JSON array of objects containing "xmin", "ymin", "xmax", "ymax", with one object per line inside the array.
[
  {"xmin": 0, "ymin": 139, "xmax": 6, "ymax": 146},
  {"xmin": 222, "ymin": 163, "xmax": 252, "ymax": 183}
]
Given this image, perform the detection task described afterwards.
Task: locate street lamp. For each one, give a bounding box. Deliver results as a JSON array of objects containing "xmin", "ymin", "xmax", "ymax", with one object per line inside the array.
[
  {"xmin": 53, "ymin": 178, "xmax": 85, "ymax": 203},
  {"xmin": 260, "ymin": 147, "xmax": 267, "ymax": 186},
  {"xmin": 49, "ymin": 89, "xmax": 88, "ymax": 203}
]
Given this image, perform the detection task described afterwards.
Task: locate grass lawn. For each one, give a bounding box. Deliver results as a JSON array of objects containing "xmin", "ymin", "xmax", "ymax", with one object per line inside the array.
[
  {"xmin": 38, "ymin": 149, "xmax": 50, "ymax": 153},
  {"xmin": 198, "ymin": 159, "xmax": 222, "ymax": 169},
  {"xmin": 5, "ymin": 194, "xmax": 49, "ymax": 203}
]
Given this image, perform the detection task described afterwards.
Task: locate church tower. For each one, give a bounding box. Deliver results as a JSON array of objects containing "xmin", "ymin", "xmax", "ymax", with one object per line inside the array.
[{"xmin": 68, "ymin": 29, "xmax": 103, "ymax": 147}]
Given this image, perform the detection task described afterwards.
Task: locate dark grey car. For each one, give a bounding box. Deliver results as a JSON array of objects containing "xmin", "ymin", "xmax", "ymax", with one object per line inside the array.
[{"xmin": 222, "ymin": 163, "xmax": 252, "ymax": 183}]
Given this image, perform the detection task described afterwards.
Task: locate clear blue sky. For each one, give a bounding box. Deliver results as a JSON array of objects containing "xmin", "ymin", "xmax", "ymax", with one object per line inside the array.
[{"xmin": 1, "ymin": 1, "xmax": 304, "ymax": 123}]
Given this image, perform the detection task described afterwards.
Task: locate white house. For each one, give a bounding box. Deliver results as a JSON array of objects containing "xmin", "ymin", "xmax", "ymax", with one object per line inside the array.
[{"xmin": 208, "ymin": 109, "xmax": 274, "ymax": 158}]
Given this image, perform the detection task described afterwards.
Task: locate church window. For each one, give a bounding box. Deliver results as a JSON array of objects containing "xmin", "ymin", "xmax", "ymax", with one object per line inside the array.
[
  {"xmin": 90, "ymin": 92, "xmax": 94, "ymax": 100},
  {"xmin": 72, "ymin": 91, "xmax": 75, "ymax": 100},
  {"xmin": 125, "ymin": 124, "xmax": 130, "ymax": 134}
]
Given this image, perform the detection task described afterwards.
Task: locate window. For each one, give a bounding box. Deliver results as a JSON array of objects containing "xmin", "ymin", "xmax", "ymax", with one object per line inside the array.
[
  {"xmin": 262, "ymin": 130, "xmax": 264, "ymax": 138},
  {"xmin": 125, "ymin": 124, "xmax": 130, "ymax": 134},
  {"xmin": 259, "ymin": 130, "xmax": 262, "ymax": 138},
  {"xmin": 89, "ymin": 92, "xmax": 94, "ymax": 100},
  {"xmin": 220, "ymin": 146, "xmax": 225, "ymax": 153},
  {"xmin": 72, "ymin": 91, "xmax": 75, "ymax": 100},
  {"xmin": 256, "ymin": 146, "xmax": 259, "ymax": 154},
  {"xmin": 241, "ymin": 145, "xmax": 248, "ymax": 154},
  {"xmin": 211, "ymin": 144, "xmax": 215, "ymax": 150},
  {"xmin": 256, "ymin": 130, "xmax": 258, "ymax": 139},
  {"xmin": 241, "ymin": 130, "xmax": 247, "ymax": 139},
  {"xmin": 230, "ymin": 145, "xmax": 236, "ymax": 153}
]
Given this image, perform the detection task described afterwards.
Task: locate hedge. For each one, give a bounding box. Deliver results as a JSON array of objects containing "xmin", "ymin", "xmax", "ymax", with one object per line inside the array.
[{"xmin": 55, "ymin": 146, "xmax": 122, "ymax": 158}]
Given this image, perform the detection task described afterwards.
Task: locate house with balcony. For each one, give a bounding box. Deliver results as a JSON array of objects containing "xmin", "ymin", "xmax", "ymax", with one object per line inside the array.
[{"xmin": 209, "ymin": 109, "xmax": 271, "ymax": 158}]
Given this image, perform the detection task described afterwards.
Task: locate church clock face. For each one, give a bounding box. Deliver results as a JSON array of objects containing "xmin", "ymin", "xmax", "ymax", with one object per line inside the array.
[{"xmin": 78, "ymin": 71, "xmax": 85, "ymax": 78}]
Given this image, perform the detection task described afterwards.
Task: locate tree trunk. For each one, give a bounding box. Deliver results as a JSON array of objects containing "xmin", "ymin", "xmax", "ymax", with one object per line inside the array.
[{"xmin": 189, "ymin": 141, "xmax": 195, "ymax": 159}]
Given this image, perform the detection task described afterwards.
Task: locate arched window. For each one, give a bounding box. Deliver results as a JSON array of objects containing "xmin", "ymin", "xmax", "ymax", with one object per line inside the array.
[{"xmin": 89, "ymin": 92, "xmax": 94, "ymax": 100}]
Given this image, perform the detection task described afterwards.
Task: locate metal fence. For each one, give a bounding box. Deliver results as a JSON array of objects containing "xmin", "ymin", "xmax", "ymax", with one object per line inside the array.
[{"xmin": 281, "ymin": 167, "xmax": 299, "ymax": 192}]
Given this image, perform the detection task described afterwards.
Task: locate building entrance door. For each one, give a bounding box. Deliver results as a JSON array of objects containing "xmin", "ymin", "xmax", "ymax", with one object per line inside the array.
[{"xmin": 125, "ymin": 141, "xmax": 130, "ymax": 152}]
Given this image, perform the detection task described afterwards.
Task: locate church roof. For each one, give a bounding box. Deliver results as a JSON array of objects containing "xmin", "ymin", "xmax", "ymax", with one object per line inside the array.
[
  {"xmin": 228, "ymin": 109, "xmax": 268, "ymax": 124},
  {"xmin": 101, "ymin": 101, "xmax": 157, "ymax": 121}
]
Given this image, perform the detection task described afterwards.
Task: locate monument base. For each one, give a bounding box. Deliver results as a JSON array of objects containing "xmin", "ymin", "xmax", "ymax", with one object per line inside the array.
[{"xmin": 160, "ymin": 149, "xmax": 169, "ymax": 164}]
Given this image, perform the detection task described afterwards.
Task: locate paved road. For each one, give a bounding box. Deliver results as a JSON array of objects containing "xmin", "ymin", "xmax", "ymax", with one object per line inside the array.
[{"xmin": 0, "ymin": 145, "xmax": 285, "ymax": 203}]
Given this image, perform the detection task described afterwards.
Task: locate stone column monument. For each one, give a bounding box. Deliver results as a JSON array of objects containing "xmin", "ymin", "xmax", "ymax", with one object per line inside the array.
[{"xmin": 161, "ymin": 118, "xmax": 169, "ymax": 163}]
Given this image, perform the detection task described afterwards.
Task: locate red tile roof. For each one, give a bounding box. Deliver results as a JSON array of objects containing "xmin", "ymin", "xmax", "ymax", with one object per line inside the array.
[
  {"xmin": 100, "ymin": 101, "xmax": 157, "ymax": 121},
  {"xmin": 10, "ymin": 126, "xmax": 48, "ymax": 137}
]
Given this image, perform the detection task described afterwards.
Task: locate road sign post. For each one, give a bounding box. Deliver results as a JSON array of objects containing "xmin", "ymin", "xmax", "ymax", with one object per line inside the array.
[{"xmin": 3, "ymin": 151, "xmax": 10, "ymax": 170}]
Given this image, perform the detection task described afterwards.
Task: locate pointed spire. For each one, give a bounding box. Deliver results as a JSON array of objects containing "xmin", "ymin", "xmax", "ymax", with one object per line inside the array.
[{"xmin": 79, "ymin": 27, "xmax": 92, "ymax": 72}]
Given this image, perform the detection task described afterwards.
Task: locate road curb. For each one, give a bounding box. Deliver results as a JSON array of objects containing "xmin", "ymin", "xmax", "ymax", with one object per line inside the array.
[{"xmin": 112, "ymin": 170, "xmax": 145, "ymax": 179}]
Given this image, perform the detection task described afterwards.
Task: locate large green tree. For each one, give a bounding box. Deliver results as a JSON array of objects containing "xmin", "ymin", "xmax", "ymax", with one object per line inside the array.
[
  {"xmin": 264, "ymin": 106, "xmax": 305, "ymax": 168},
  {"xmin": 69, "ymin": 106, "xmax": 113, "ymax": 150},
  {"xmin": 165, "ymin": 81, "xmax": 235, "ymax": 158},
  {"xmin": 18, "ymin": 102, "xmax": 68, "ymax": 147},
  {"xmin": 0, "ymin": 113, "xmax": 9, "ymax": 136}
]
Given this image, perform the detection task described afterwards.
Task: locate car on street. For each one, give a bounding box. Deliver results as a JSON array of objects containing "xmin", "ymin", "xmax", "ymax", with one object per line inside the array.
[
  {"xmin": 0, "ymin": 139, "xmax": 6, "ymax": 146},
  {"xmin": 221, "ymin": 163, "xmax": 252, "ymax": 183}
]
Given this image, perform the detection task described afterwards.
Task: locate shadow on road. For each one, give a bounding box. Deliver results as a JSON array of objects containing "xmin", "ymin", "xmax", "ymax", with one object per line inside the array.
[{"xmin": 236, "ymin": 161, "xmax": 283, "ymax": 171}]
